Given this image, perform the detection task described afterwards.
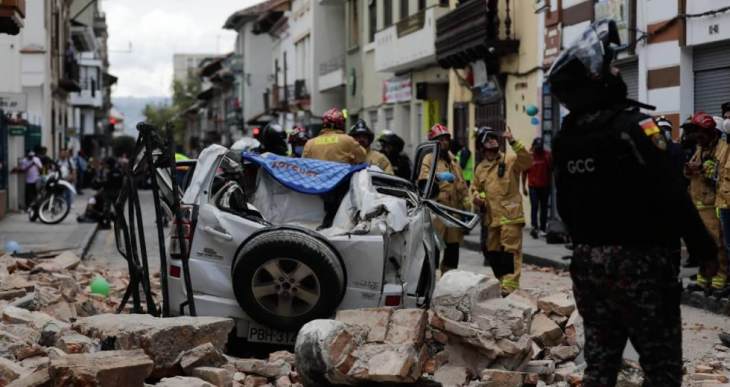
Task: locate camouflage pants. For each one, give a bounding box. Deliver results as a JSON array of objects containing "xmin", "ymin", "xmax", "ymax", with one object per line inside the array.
[{"xmin": 570, "ymin": 245, "xmax": 682, "ymax": 387}]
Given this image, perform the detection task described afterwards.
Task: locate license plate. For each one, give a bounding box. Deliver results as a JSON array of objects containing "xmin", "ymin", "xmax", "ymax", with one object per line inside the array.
[{"xmin": 247, "ymin": 322, "xmax": 297, "ymax": 345}]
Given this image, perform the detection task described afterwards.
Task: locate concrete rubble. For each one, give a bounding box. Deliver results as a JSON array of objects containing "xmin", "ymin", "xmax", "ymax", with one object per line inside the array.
[{"xmin": 3, "ymin": 251, "xmax": 728, "ymax": 387}]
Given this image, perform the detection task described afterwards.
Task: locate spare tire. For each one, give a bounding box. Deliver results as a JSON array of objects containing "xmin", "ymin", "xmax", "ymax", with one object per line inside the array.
[{"xmin": 232, "ymin": 229, "xmax": 346, "ymax": 332}]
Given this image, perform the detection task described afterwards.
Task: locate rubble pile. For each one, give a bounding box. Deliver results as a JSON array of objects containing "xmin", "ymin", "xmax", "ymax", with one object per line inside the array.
[
  {"xmin": 0, "ymin": 252, "xmax": 305, "ymax": 387},
  {"xmin": 295, "ymin": 271, "xmax": 588, "ymax": 386},
  {"xmin": 682, "ymin": 344, "xmax": 730, "ymax": 387}
]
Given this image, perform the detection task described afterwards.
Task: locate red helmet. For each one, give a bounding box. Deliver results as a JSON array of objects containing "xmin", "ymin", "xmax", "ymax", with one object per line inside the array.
[
  {"xmin": 322, "ymin": 108, "xmax": 345, "ymax": 131},
  {"xmin": 428, "ymin": 123, "xmax": 451, "ymax": 141},
  {"xmin": 691, "ymin": 112, "xmax": 716, "ymax": 131}
]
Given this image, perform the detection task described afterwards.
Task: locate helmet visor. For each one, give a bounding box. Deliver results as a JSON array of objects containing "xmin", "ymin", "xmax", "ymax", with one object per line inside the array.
[{"xmin": 548, "ymin": 19, "xmax": 615, "ymax": 80}]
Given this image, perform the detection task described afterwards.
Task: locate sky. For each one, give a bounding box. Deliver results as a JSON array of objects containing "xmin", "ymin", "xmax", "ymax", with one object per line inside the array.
[{"xmin": 104, "ymin": 0, "xmax": 261, "ymax": 98}]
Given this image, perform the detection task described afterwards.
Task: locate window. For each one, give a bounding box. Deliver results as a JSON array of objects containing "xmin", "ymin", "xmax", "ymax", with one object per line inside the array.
[
  {"xmin": 368, "ymin": 0, "xmax": 376, "ymax": 43},
  {"xmin": 348, "ymin": 0, "xmax": 360, "ymax": 48},
  {"xmin": 400, "ymin": 0, "xmax": 408, "ymax": 20},
  {"xmin": 295, "ymin": 35, "xmax": 311, "ymax": 88},
  {"xmin": 368, "ymin": 110, "xmax": 379, "ymax": 130},
  {"xmin": 384, "ymin": 0, "xmax": 393, "ymax": 27},
  {"xmin": 418, "ymin": 0, "xmax": 425, "ymax": 11}
]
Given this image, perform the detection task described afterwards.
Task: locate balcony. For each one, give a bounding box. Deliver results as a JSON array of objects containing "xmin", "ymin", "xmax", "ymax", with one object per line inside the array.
[
  {"xmin": 59, "ymin": 54, "xmax": 81, "ymax": 93},
  {"xmin": 70, "ymin": 88, "xmax": 103, "ymax": 108},
  {"xmin": 93, "ymin": 14, "xmax": 107, "ymax": 35},
  {"xmin": 270, "ymin": 83, "xmax": 294, "ymax": 111},
  {"xmin": 374, "ymin": 6, "xmax": 450, "ymax": 73},
  {"xmin": 435, "ymin": 0, "xmax": 519, "ymax": 69},
  {"xmin": 319, "ymin": 55, "xmax": 345, "ymax": 92},
  {"xmin": 0, "ymin": 0, "xmax": 24, "ymax": 35}
]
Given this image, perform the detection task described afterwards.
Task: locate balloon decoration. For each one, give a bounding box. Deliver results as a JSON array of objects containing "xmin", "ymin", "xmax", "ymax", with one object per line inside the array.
[
  {"xmin": 526, "ymin": 104, "xmax": 539, "ymax": 117},
  {"xmin": 531, "ymin": 117, "xmax": 540, "ymax": 126},
  {"xmin": 90, "ymin": 276, "xmax": 111, "ymax": 297}
]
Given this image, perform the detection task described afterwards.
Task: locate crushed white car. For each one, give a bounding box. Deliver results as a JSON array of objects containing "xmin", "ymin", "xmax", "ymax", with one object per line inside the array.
[{"xmin": 164, "ymin": 142, "xmax": 478, "ymax": 345}]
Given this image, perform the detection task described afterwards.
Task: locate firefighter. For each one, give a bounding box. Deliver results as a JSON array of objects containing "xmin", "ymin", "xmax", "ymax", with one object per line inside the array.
[
  {"xmin": 349, "ymin": 119, "xmax": 393, "ymax": 174},
  {"xmin": 684, "ymin": 113, "xmax": 728, "ymax": 293},
  {"xmin": 259, "ymin": 123, "xmax": 288, "ymax": 156},
  {"xmin": 288, "ymin": 125, "xmax": 310, "ymax": 158},
  {"xmin": 302, "ymin": 108, "xmax": 366, "ymax": 164},
  {"xmin": 470, "ymin": 126, "xmax": 532, "ymax": 295},
  {"xmin": 548, "ymin": 19, "xmax": 717, "ymax": 386},
  {"xmin": 303, "ymin": 107, "xmax": 367, "ymax": 229},
  {"xmin": 378, "ymin": 131, "xmax": 412, "ymax": 180},
  {"xmin": 418, "ymin": 123, "xmax": 469, "ymax": 273}
]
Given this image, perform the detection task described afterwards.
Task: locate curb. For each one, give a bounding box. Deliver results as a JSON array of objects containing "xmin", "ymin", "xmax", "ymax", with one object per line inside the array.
[
  {"xmin": 463, "ymin": 239, "xmax": 570, "ymax": 270},
  {"xmin": 77, "ymin": 223, "xmax": 99, "ymax": 260}
]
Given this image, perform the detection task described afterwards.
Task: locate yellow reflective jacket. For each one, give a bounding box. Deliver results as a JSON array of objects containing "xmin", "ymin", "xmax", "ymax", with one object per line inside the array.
[{"xmin": 366, "ymin": 149, "xmax": 394, "ymax": 174}]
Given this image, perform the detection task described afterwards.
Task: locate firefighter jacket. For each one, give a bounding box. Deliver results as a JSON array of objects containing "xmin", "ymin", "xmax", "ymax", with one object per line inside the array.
[
  {"xmin": 471, "ymin": 141, "xmax": 533, "ymax": 228},
  {"xmin": 366, "ymin": 149, "xmax": 394, "ymax": 174},
  {"xmin": 302, "ymin": 129, "xmax": 367, "ymax": 164},
  {"xmin": 419, "ymin": 152, "xmax": 469, "ymax": 243}
]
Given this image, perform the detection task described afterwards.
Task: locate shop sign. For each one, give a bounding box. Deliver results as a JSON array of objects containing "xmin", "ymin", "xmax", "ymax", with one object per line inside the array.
[
  {"xmin": 383, "ymin": 75, "xmax": 412, "ymax": 104},
  {"xmin": 8, "ymin": 126, "xmax": 26, "ymax": 136}
]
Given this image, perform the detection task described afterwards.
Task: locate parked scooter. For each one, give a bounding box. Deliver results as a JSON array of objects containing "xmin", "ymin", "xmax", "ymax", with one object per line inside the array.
[{"xmin": 28, "ymin": 171, "xmax": 76, "ymax": 224}]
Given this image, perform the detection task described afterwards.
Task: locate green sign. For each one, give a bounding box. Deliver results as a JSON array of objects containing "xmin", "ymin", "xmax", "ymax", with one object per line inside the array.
[{"xmin": 8, "ymin": 126, "xmax": 26, "ymax": 136}]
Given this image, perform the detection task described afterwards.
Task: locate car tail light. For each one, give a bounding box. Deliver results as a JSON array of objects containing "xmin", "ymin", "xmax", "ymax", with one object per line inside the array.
[
  {"xmin": 384, "ymin": 295, "xmax": 401, "ymax": 307},
  {"xmin": 170, "ymin": 204, "xmax": 195, "ymax": 260},
  {"xmin": 169, "ymin": 265, "xmax": 181, "ymax": 278}
]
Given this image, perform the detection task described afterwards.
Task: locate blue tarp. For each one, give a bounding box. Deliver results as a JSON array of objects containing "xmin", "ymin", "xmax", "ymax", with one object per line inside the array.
[{"xmin": 242, "ymin": 152, "xmax": 368, "ymax": 194}]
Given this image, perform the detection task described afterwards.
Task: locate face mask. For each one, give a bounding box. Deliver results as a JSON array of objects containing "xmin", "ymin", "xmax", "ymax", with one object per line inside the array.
[{"xmin": 723, "ymin": 119, "xmax": 730, "ymax": 134}]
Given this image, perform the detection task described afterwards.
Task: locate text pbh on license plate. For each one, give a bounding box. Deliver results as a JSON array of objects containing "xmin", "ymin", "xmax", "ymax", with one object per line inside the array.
[{"xmin": 247, "ymin": 321, "xmax": 297, "ymax": 345}]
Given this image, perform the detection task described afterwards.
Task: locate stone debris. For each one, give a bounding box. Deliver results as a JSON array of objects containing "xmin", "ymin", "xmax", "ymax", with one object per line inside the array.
[
  {"xmin": 49, "ymin": 349, "xmax": 154, "ymax": 386},
  {"xmin": 191, "ymin": 366, "xmax": 233, "ymax": 387}
]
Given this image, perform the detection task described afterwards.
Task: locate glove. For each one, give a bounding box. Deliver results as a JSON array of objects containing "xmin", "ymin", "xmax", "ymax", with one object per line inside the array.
[
  {"xmin": 703, "ymin": 159, "xmax": 717, "ymax": 180},
  {"xmin": 436, "ymin": 171, "xmax": 455, "ymax": 183}
]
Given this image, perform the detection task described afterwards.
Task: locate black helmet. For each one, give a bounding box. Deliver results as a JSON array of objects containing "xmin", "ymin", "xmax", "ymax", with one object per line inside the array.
[
  {"xmin": 655, "ymin": 116, "xmax": 674, "ymax": 141},
  {"xmin": 378, "ymin": 130, "xmax": 405, "ymax": 154},
  {"xmin": 547, "ymin": 19, "xmax": 627, "ymax": 112},
  {"xmin": 476, "ymin": 126, "xmax": 500, "ymax": 149},
  {"xmin": 349, "ymin": 119, "xmax": 374, "ymax": 144},
  {"xmin": 260, "ymin": 122, "xmax": 288, "ymax": 156}
]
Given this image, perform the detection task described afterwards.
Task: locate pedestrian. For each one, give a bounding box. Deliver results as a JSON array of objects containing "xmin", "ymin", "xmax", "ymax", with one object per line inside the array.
[
  {"xmin": 377, "ymin": 131, "xmax": 412, "ymax": 180},
  {"xmin": 303, "ymin": 107, "xmax": 367, "ymax": 229},
  {"xmin": 682, "ymin": 113, "xmax": 727, "ymax": 293},
  {"xmin": 74, "ymin": 150, "xmax": 87, "ymax": 195},
  {"xmin": 715, "ymin": 103, "xmax": 730, "ymax": 298},
  {"xmin": 548, "ymin": 19, "xmax": 717, "ymax": 387},
  {"xmin": 259, "ymin": 122, "xmax": 289, "ymax": 156},
  {"xmin": 14, "ymin": 150, "xmax": 42, "ymax": 208},
  {"xmin": 471, "ymin": 126, "xmax": 532, "ymax": 295},
  {"xmin": 56, "ymin": 148, "xmax": 76, "ymax": 206},
  {"xmin": 36, "ymin": 146, "xmax": 53, "ymax": 175},
  {"xmin": 418, "ymin": 123, "xmax": 469, "ymax": 273},
  {"xmin": 288, "ymin": 125, "xmax": 310, "ymax": 157},
  {"xmin": 522, "ymin": 137, "xmax": 551, "ymax": 239},
  {"xmin": 349, "ymin": 119, "xmax": 393, "ymax": 174}
]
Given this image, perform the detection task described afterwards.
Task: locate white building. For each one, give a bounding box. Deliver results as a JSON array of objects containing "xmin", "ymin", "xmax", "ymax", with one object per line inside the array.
[{"xmin": 173, "ymin": 53, "xmax": 221, "ymax": 83}]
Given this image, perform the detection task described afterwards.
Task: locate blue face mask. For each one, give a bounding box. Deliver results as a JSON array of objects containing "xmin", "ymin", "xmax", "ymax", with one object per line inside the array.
[{"xmin": 294, "ymin": 145, "xmax": 305, "ymax": 156}]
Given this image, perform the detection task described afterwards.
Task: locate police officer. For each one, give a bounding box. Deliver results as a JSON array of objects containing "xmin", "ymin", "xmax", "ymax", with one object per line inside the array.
[
  {"xmin": 303, "ymin": 107, "xmax": 367, "ymax": 229},
  {"xmin": 349, "ymin": 119, "xmax": 394, "ymax": 174},
  {"xmin": 378, "ymin": 131, "xmax": 412, "ymax": 180},
  {"xmin": 471, "ymin": 126, "xmax": 532, "ymax": 295},
  {"xmin": 684, "ymin": 113, "xmax": 728, "ymax": 293},
  {"xmin": 303, "ymin": 108, "xmax": 366, "ymax": 164},
  {"xmin": 419, "ymin": 123, "xmax": 469, "ymax": 272},
  {"xmin": 547, "ymin": 20, "xmax": 717, "ymax": 387}
]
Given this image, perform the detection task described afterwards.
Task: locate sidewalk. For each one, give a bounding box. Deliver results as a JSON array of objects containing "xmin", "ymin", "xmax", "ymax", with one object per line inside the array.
[{"xmin": 0, "ymin": 194, "xmax": 98, "ymax": 259}]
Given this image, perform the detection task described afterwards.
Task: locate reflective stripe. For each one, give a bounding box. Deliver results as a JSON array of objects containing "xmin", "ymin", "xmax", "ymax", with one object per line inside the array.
[
  {"xmin": 511, "ymin": 141, "xmax": 525, "ymax": 152},
  {"xmin": 500, "ymin": 216, "xmax": 525, "ymax": 225},
  {"xmin": 501, "ymin": 278, "xmax": 520, "ymax": 290},
  {"xmin": 696, "ymin": 274, "xmax": 708, "ymax": 286},
  {"xmin": 712, "ymin": 274, "xmax": 727, "ymax": 289},
  {"xmin": 695, "ymin": 202, "xmax": 715, "ymax": 210},
  {"xmin": 314, "ymin": 136, "xmax": 338, "ymax": 145}
]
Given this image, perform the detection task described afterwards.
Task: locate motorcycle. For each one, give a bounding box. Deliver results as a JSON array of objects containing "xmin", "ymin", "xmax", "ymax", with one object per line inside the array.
[{"xmin": 28, "ymin": 171, "xmax": 76, "ymax": 224}]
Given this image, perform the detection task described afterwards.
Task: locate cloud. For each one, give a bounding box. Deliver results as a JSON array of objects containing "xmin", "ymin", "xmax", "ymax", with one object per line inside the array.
[{"xmin": 104, "ymin": 0, "xmax": 261, "ymax": 97}]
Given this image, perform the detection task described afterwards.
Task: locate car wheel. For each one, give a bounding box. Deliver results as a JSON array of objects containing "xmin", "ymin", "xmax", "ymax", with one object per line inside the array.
[{"xmin": 232, "ymin": 229, "xmax": 345, "ymax": 332}]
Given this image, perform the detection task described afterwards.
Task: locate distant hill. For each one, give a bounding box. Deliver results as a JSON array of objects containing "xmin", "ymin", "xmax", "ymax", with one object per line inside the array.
[{"xmin": 112, "ymin": 96, "xmax": 171, "ymax": 136}]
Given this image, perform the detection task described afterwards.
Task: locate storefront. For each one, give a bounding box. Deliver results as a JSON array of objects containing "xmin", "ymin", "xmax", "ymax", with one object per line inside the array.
[{"xmin": 693, "ymin": 41, "xmax": 730, "ymax": 116}]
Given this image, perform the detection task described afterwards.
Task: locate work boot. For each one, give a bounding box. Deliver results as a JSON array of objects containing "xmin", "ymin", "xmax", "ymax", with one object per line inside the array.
[
  {"xmin": 713, "ymin": 285, "xmax": 730, "ymax": 300},
  {"xmin": 685, "ymin": 282, "xmax": 709, "ymax": 294},
  {"xmin": 530, "ymin": 229, "xmax": 539, "ymax": 239}
]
